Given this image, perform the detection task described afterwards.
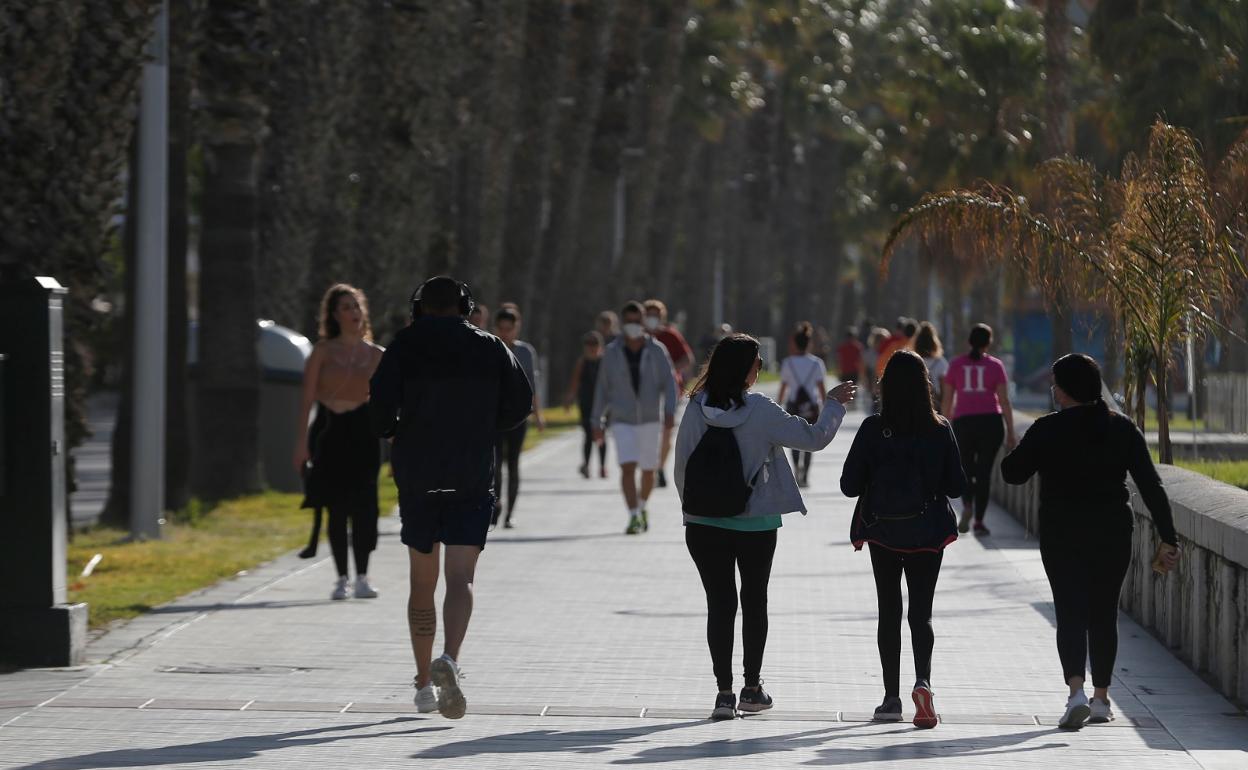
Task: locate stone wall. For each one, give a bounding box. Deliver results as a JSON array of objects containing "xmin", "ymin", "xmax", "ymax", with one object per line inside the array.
[{"xmin": 991, "ymin": 416, "xmax": 1248, "ymax": 705}]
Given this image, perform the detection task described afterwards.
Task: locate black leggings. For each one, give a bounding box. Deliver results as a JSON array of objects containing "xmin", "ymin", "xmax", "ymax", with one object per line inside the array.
[
  {"xmin": 328, "ymin": 505, "xmax": 378, "ymax": 577},
  {"xmin": 493, "ymin": 422, "xmax": 529, "ymax": 522},
  {"xmin": 686, "ymin": 524, "xmax": 777, "ymax": 692},
  {"xmin": 790, "ymin": 449, "xmax": 812, "ymax": 476},
  {"xmin": 1041, "ymin": 535, "xmax": 1132, "ymax": 688},
  {"xmin": 953, "ymin": 414, "xmax": 1005, "ymax": 520},
  {"xmin": 869, "ymin": 544, "xmax": 943, "ymax": 697},
  {"xmin": 581, "ymin": 419, "xmax": 606, "ymax": 469}
]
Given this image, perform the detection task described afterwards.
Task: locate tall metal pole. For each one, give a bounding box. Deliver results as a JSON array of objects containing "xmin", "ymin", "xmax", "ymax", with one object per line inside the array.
[{"xmin": 131, "ymin": 2, "xmax": 169, "ymax": 540}]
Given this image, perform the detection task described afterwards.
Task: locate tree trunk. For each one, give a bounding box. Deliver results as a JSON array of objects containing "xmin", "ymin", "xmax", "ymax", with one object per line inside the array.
[
  {"xmin": 474, "ymin": 0, "xmax": 530, "ymax": 303},
  {"xmin": 614, "ymin": 0, "xmax": 692, "ymax": 299},
  {"xmin": 1156, "ymin": 354, "xmax": 1172, "ymax": 464},
  {"xmin": 194, "ymin": 0, "xmax": 268, "ymax": 500}
]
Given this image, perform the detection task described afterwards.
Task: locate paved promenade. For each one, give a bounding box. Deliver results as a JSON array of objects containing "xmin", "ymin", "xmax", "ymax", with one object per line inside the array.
[{"xmin": 3, "ymin": 412, "xmax": 1246, "ymax": 769}]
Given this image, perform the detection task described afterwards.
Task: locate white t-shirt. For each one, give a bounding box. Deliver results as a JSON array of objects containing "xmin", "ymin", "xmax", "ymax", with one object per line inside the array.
[
  {"xmin": 924, "ymin": 355, "xmax": 949, "ymax": 389},
  {"xmin": 780, "ymin": 354, "xmax": 825, "ymax": 404}
]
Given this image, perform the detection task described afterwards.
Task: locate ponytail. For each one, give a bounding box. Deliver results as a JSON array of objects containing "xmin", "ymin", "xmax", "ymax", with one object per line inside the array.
[{"xmin": 968, "ymin": 323, "xmax": 993, "ymax": 361}]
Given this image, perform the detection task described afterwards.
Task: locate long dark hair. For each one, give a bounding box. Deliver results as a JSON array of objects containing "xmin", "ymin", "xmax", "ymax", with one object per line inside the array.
[
  {"xmin": 792, "ymin": 321, "xmax": 813, "ymax": 353},
  {"xmin": 913, "ymin": 321, "xmax": 943, "ymax": 358},
  {"xmin": 968, "ymin": 323, "xmax": 992, "ymax": 361},
  {"xmin": 690, "ymin": 333, "xmax": 760, "ymax": 409},
  {"xmin": 880, "ymin": 350, "xmax": 942, "ymax": 434},
  {"xmin": 318, "ymin": 283, "xmax": 372, "ymax": 341},
  {"xmin": 1053, "ymin": 353, "xmax": 1106, "ymax": 406}
]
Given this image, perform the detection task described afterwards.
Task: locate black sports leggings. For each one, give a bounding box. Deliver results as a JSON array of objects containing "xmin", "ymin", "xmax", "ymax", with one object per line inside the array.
[
  {"xmin": 686, "ymin": 524, "xmax": 777, "ymax": 692},
  {"xmin": 953, "ymin": 414, "xmax": 1005, "ymax": 520},
  {"xmin": 328, "ymin": 505, "xmax": 377, "ymax": 577},
  {"xmin": 790, "ymin": 449, "xmax": 812, "ymax": 476},
  {"xmin": 1041, "ymin": 535, "xmax": 1132, "ymax": 688},
  {"xmin": 581, "ymin": 419, "xmax": 606, "ymax": 469},
  {"xmin": 868, "ymin": 544, "xmax": 943, "ymax": 697},
  {"xmin": 493, "ymin": 422, "xmax": 529, "ymax": 522}
]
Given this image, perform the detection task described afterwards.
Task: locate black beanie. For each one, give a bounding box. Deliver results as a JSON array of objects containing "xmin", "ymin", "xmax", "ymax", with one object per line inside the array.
[{"xmin": 1052, "ymin": 353, "xmax": 1103, "ymax": 403}]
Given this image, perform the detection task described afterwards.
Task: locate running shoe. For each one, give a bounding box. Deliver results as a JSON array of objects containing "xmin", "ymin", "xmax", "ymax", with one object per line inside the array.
[
  {"xmin": 958, "ymin": 511, "xmax": 972, "ymax": 534},
  {"xmin": 503, "ymin": 518, "xmax": 515, "ymax": 529},
  {"xmin": 1088, "ymin": 696, "xmax": 1114, "ymax": 723},
  {"xmin": 912, "ymin": 681, "xmax": 938, "ymax": 729},
  {"xmin": 600, "ymin": 467, "xmax": 608, "ymax": 479},
  {"xmin": 625, "ymin": 516, "xmax": 642, "ymax": 535},
  {"xmin": 738, "ymin": 684, "xmax": 773, "ymax": 713},
  {"xmin": 354, "ymin": 575, "xmax": 379, "ymax": 599},
  {"xmin": 1059, "ymin": 691, "xmax": 1090, "ymax": 730},
  {"xmin": 972, "ymin": 521, "xmax": 990, "ymax": 536},
  {"xmin": 413, "ymin": 681, "xmax": 437, "ymax": 714},
  {"xmin": 711, "ymin": 691, "xmax": 737, "ymax": 721},
  {"xmin": 872, "ymin": 695, "xmax": 903, "ymax": 722},
  {"xmin": 430, "ymin": 654, "xmax": 467, "ymax": 719},
  {"xmin": 579, "ymin": 464, "xmax": 590, "ymax": 479},
  {"xmin": 656, "ymin": 469, "xmax": 668, "ymax": 488},
  {"xmin": 331, "ymin": 576, "xmax": 351, "ymax": 601},
  {"xmin": 640, "ymin": 507, "xmax": 649, "ymax": 532},
  {"xmin": 298, "ymin": 543, "xmax": 317, "ymax": 559}
]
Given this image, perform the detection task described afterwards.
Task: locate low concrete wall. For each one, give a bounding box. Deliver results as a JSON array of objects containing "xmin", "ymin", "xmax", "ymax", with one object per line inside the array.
[{"xmin": 991, "ymin": 416, "xmax": 1248, "ymax": 705}]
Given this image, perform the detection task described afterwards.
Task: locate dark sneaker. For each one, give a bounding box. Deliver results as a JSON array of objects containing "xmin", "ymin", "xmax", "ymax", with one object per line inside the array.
[
  {"xmin": 738, "ymin": 685, "xmax": 773, "ymax": 713},
  {"xmin": 912, "ymin": 681, "xmax": 938, "ymax": 728},
  {"xmin": 711, "ymin": 691, "xmax": 737, "ymax": 721},
  {"xmin": 625, "ymin": 516, "xmax": 642, "ymax": 535},
  {"xmin": 873, "ymin": 696, "xmax": 903, "ymax": 722},
  {"xmin": 973, "ymin": 521, "xmax": 990, "ymax": 536},
  {"xmin": 578, "ymin": 464, "xmax": 590, "ymax": 479},
  {"xmin": 957, "ymin": 511, "xmax": 972, "ymax": 534},
  {"xmin": 640, "ymin": 508, "xmax": 649, "ymax": 532},
  {"xmin": 656, "ymin": 469, "xmax": 668, "ymax": 488}
]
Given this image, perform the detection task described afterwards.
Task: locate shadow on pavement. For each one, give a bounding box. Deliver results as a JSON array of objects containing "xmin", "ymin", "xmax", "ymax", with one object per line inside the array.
[
  {"xmin": 10, "ymin": 717, "xmax": 447, "ymax": 769},
  {"xmin": 412, "ymin": 719, "xmax": 706, "ymax": 759}
]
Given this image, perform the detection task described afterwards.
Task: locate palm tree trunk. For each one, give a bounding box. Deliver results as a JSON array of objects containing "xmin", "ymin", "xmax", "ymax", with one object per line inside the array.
[
  {"xmin": 194, "ymin": 0, "xmax": 267, "ymax": 500},
  {"xmin": 1156, "ymin": 354, "xmax": 1172, "ymax": 464}
]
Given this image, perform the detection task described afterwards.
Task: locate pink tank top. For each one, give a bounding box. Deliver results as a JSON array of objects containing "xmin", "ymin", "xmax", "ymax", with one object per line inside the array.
[{"xmin": 946, "ymin": 354, "xmax": 1007, "ymax": 419}]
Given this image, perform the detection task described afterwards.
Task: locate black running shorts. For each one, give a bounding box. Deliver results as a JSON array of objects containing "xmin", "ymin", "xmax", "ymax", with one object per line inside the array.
[{"xmin": 400, "ymin": 494, "xmax": 495, "ymax": 554}]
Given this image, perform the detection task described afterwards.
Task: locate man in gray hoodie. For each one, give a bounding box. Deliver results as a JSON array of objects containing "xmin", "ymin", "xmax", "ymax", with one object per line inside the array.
[{"xmin": 591, "ymin": 300, "xmax": 679, "ymax": 534}]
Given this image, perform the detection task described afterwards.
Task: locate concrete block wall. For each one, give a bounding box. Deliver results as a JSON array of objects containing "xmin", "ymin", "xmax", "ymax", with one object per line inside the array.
[{"xmin": 990, "ymin": 417, "xmax": 1248, "ymax": 705}]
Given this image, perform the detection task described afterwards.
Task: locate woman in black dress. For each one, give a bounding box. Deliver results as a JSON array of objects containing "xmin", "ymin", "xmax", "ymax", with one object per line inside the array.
[
  {"xmin": 1002, "ymin": 354, "xmax": 1179, "ymax": 729},
  {"xmin": 293, "ymin": 284, "xmax": 384, "ymax": 600}
]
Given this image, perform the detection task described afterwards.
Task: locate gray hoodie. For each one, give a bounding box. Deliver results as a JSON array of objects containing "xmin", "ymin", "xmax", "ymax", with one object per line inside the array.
[
  {"xmin": 591, "ymin": 337, "xmax": 678, "ymax": 427},
  {"xmin": 674, "ymin": 391, "xmax": 846, "ymax": 523}
]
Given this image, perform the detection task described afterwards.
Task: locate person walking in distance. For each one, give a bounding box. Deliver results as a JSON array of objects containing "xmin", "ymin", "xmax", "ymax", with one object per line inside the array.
[
  {"xmin": 564, "ymin": 331, "xmax": 608, "ymax": 479},
  {"xmin": 1002, "ymin": 354, "xmax": 1179, "ymax": 730},
  {"xmin": 874, "ymin": 317, "xmax": 916, "ymax": 381},
  {"xmin": 644, "ymin": 299, "xmax": 695, "ymax": 488},
  {"xmin": 836, "ymin": 326, "xmax": 865, "ymax": 385},
  {"xmin": 675, "ymin": 334, "xmax": 856, "ymax": 720},
  {"xmin": 777, "ymin": 322, "xmax": 826, "ymax": 488},
  {"xmin": 596, "ymin": 310, "xmax": 620, "ymax": 346},
  {"xmin": 370, "ymin": 276, "xmax": 533, "ymax": 719},
  {"xmin": 841, "ymin": 350, "xmax": 967, "ymax": 728},
  {"xmin": 467, "ymin": 302, "xmax": 489, "ymax": 331},
  {"xmin": 943, "ymin": 324, "xmax": 1017, "ymax": 535},
  {"xmin": 591, "ymin": 301, "xmax": 678, "ymax": 535},
  {"xmin": 293, "ymin": 284, "xmax": 385, "ymax": 600},
  {"xmin": 913, "ymin": 322, "xmax": 949, "ymax": 411},
  {"xmin": 492, "ymin": 305, "xmax": 545, "ymax": 528}
]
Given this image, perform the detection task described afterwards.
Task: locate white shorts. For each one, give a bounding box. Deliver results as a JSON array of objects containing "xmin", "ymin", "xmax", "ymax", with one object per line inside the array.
[{"xmin": 612, "ymin": 422, "xmax": 662, "ymax": 471}]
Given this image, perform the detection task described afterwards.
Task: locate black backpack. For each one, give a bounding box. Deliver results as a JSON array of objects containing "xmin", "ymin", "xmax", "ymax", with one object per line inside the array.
[
  {"xmin": 866, "ymin": 425, "xmax": 930, "ymax": 521},
  {"xmin": 682, "ymin": 426, "xmax": 752, "ymax": 518}
]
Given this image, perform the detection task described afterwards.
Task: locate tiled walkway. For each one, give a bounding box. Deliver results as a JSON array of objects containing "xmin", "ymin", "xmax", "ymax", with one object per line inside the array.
[{"xmin": 3, "ymin": 413, "xmax": 1245, "ymax": 768}]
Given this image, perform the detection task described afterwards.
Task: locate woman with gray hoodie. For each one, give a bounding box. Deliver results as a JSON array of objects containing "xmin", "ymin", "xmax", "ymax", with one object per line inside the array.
[{"xmin": 674, "ymin": 334, "xmax": 857, "ymax": 720}]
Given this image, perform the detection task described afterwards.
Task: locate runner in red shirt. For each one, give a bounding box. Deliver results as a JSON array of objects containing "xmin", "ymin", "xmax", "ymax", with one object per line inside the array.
[{"xmin": 644, "ymin": 299, "xmax": 694, "ymax": 488}]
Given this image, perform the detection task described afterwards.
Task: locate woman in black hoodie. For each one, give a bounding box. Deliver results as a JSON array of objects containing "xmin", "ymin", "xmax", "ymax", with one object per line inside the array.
[
  {"xmin": 841, "ymin": 350, "xmax": 967, "ymax": 728},
  {"xmin": 1001, "ymin": 354, "xmax": 1180, "ymax": 730}
]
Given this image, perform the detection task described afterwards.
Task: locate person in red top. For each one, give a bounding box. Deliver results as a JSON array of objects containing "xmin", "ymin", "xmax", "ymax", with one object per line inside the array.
[
  {"xmin": 874, "ymin": 317, "xmax": 916, "ymax": 380},
  {"xmin": 645, "ymin": 299, "xmax": 694, "ymax": 488},
  {"xmin": 835, "ymin": 328, "xmax": 864, "ymax": 384},
  {"xmin": 942, "ymin": 323, "xmax": 1017, "ymax": 535}
]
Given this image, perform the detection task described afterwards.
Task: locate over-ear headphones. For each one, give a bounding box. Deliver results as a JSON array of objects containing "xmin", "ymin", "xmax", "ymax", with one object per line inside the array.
[{"xmin": 410, "ymin": 276, "xmax": 475, "ymax": 320}]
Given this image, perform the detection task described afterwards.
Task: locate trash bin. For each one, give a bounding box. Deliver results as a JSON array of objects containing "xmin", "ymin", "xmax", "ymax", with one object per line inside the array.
[{"xmin": 188, "ymin": 320, "xmax": 312, "ymax": 493}]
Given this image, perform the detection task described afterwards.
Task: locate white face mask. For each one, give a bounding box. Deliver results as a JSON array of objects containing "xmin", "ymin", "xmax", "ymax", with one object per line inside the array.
[
  {"xmin": 644, "ymin": 316, "xmax": 661, "ymax": 331},
  {"xmin": 623, "ymin": 322, "xmax": 645, "ymax": 340}
]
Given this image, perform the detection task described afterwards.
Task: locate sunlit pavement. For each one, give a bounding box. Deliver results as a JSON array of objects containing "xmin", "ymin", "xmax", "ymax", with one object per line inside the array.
[{"xmin": 3, "ymin": 412, "xmax": 1245, "ymax": 769}]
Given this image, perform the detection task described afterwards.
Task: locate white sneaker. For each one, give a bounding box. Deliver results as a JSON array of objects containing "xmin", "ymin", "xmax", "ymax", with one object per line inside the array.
[
  {"xmin": 354, "ymin": 575, "xmax": 379, "ymax": 599},
  {"xmin": 413, "ymin": 682, "xmax": 438, "ymax": 713},
  {"xmin": 1059, "ymin": 690, "xmax": 1090, "ymax": 730},
  {"xmin": 430, "ymin": 654, "xmax": 466, "ymax": 719},
  {"xmin": 1088, "ymin": 696, "xmax": 1114, "ymax": 723},
  {"xmin": 331, "ymin": 576, "xmax": 351, "ymax": 601}
]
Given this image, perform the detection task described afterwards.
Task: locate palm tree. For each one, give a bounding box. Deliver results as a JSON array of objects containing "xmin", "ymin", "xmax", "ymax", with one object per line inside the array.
[
  {"xmin": 885, "ymin": 120, "xmax": 1248, "ymax": 463},
  {"xmin": 194, "ymin": 0, "xmax": 269, "ymax": 499}
]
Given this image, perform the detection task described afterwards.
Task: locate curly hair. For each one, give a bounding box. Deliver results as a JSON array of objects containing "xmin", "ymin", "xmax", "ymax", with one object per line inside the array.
[{"xmin": 318, "ymin": 283, "xmax": 372, "ymax": 341}]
